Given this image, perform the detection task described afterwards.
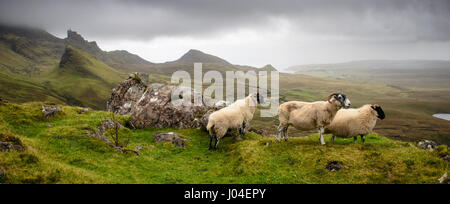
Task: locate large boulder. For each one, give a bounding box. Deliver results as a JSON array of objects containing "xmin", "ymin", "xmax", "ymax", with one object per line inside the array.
[
  {"xmin": 107, "ymin": 72, "xmax": 148, "ymax": 115},
  {"xmin": 129, "ymin": 84, "xmax": 222, "ymax": 129}
]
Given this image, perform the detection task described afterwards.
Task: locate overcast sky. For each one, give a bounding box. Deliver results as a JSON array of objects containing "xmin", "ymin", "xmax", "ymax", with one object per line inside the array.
[{"xmin": 1, "ymin": 0, "xmax": 450, "ymax": 69}]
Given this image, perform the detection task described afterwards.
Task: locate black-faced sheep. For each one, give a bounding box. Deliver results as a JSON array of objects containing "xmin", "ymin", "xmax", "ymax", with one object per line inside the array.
[
  {"xmin": 325, "ymin": 104, "xmax": 385, "ymax": 144},
  {"xmin": 207, "ymin": 93, "xmax": 264, "ymax": 150},
  {"xmin": 277, "ymin": 93, "xmax": 351, "ymax": 145}
]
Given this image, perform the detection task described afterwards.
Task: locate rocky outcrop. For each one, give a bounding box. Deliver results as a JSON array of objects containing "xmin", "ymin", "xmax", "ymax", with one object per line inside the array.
[
  {"xmin": 129, "ymin": 84, "xmax": 223, "ymax": 129},
  {"xmin": 0, "ymin": 141, "xmax": 24, "ymax": 152},
  {"xmin": 418, "ymin": 140, "xmax": 438, "ymax": 151},
  {"xmin": 153, "ymin": 132, "xmax": 189, "ymax": 148},
  {"xmin": 108, "ymin": 74, "xmax": 227, "ymax": 129},
  {"xmin": 106, "ymin": 73, "xmax": 148, "ymax": 115}
]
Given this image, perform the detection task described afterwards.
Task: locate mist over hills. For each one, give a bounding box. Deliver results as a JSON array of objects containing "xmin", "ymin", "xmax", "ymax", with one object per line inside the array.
[
  {"xmin": 0, "ymin": 24, "xmax": 449, "ymax": 145},
  {"xmin": 289, "ymin": 60, "xmax": 450, "ymax": 89}
]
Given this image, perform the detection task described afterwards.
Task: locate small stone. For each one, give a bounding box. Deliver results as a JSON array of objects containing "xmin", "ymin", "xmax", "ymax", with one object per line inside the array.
[
  {"xmin": 443, "ymin": 154, "xmax": 450, "ymax": 162},
  {"xmin": 153, "ymin": 132, "xmax": 189, "ymax": 148},
  {"xmin": 77, "ymin": 108, "xmax": 91, "ymax": 114},
  {"xmin": 47, "ymin": 124, "xmax": 52, "ymax": 127},
  {"xmin": 438, "ymin": 172, "xmax": 448, "ymax": 184},
  {"xmin": 326, "ymin": 161, "xmax": 344, "ymax": 171},
  {"xmin": 134, "ymin": 145, "xmax": 155, "ymax": 151},
  {"xmin": 417, "ymin": 140, "xmax": 438, "ymax": 151},
  {"xmin": 0, "ymin": 141, "xmax": 13, "ymax": 152},
  {"xmin": 42, "ymin": 105, "xmax": 61, "ymax": 118}
]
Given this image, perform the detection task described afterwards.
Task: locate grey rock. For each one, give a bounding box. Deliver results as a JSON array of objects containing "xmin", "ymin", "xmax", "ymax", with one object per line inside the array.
[
  {"xmin": 0, "ymin": 141, "xmax": 13, "ymax": 152},
  {"xmin": 42, "ymin": 105, "xmax": 61, "ymax": 118},
  {"xmin": 130, "ymin": 85, "xmax": 224, "ymax": 129},
  {"xmin": 0, "ymin": 141, "xmax": 24, "ymax": 152},
  {"xmin": 107, "ymin": 73, "xmax": 148, "ymax": 115},
  {"xmin": 443, "ymin": 154, "xmax": 450, "ymax": 162},
  {"xmin": 418, "ymin": 140, "xmax": 438, "ymax": 151},
  {"xmin": 85, "ymin": 119, "xmax": 125, "ymax": 153},
  {"xmin": 98, "ymin": 119, "xmax": 124, "ymax": 134},
  {"xmin": 326, "ymin": 161, "xmax": 344, "ymax": 171},
  {"xmin": 153, "ymin": 132, "xmax": 189, "ymax": 148},
  {"xmin": 77, "ymin": 108, "xmax": 91, "ymax": 114},
  {"xmin": 438, "ymin": 172, "xmax": 448, "ymax": 184}
]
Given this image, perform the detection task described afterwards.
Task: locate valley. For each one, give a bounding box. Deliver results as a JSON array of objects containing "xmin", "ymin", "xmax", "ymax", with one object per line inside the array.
[{"xmin": 0, "ymin": 23, "xmax": 449, "ymax": 146}]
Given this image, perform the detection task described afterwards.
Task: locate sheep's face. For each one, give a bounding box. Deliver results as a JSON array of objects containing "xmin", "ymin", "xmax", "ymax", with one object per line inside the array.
[
  {"xmin": 256, "ymin": 93, "xmax": 265, "ymax": 104},
  {"xmin": 249, "ymin": 93, "xmax": 265, "ymax": 106},
  {"xmin": 329, "ymin": 93, "xmax": 351, "ymax": 109},
  {"xmin": 371, "ymin": 104, "xmax": 385, "ymax": 120}
]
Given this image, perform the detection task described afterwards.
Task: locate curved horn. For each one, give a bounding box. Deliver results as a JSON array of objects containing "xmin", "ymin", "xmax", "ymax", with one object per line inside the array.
[{"xmin": 328, "ymin": 93, "xmax": 338, "ymax": 103}]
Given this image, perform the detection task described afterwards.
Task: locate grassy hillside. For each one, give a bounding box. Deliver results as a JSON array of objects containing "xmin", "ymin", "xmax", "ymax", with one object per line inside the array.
[
  {"xmin": 0, "ymin": 102, "xmax": 447, "ymax": 184},
  {"xmin": 0, "ymin": 70, "xmax": 67, "ymax": 104},
  {"xmin": 0, "ymin": 25, "xmax": 153, "ymax": 74},
  {"xmin": 43, "ymin": 46, "xmax": 125, "ymax": 109}
]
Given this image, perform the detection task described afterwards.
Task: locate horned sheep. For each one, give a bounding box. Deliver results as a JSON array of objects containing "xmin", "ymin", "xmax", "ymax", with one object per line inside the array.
[
  {"xmin": 277, "ymin": 93, "xmax": 351, "ymax": 145},
  {"xmin": 207, "ymin": 93, "xmax": 264, "ymax": 150},
  {"xmin": 325, "ymin": 104, "xmax": 385, "ymax": 144}
]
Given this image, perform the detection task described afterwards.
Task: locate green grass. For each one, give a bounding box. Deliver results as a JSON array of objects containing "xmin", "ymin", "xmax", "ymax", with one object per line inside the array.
[{"xmin": 0, "ymin": 102, "xmax": 447, "ymax": 184}]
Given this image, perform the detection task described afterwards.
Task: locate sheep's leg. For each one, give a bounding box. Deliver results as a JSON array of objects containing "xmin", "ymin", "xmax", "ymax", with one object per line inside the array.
[
  {"xmin": 241, "ymin": 122, "xmax": 247, "ymax": 136},
  {"xmin": 214, "ymin": 137, "xmax": 220, "ymax": 150},
  {"xmin": 276, "ymin": 125, "xmax": 283, "ymax": 142},
  {"xmin": 283, "ymin": 127, "xmax": 289, "ymax": 141},
  {"xmin": 319, "ymin": 127, "xmax": 325, "ymax": 145},
  {"xmin": 331, "ymin": 134, "xmax": 335, "ymax": 143},
  {"xmin": 361, "ymin": 135, "xmax": 365, "ymax": 144},
  {"xmin": 353, "ymin": 136, "xmax": 357, "ymax": 144},
  {"xmin": 209, "ymin": 134, "xmax": 214, "ymax": 150},
  {"xmin": 235, "ymin": 129, "xmax": 243, "ymax": 141}
]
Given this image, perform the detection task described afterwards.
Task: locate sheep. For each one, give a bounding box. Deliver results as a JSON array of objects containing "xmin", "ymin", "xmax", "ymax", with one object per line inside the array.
[
  {"xmin": 277, "ymin": 93, "xmax": 351, "ymax": 145},
  {"xmin": 325, "ymin": 104, "xmax": 385, "ymax": 144},
  {"xmin": 207, "ymin": 93, "xmax": 264, "ymax": 150}
]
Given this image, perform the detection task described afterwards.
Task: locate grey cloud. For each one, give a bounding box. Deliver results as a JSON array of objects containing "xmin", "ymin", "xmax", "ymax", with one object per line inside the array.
[{"xmin": 0, "ymin": 0, "xmax": 449, "ymax": 42}]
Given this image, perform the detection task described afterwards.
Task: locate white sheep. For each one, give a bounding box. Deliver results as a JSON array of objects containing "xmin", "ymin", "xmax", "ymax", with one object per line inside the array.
[
  {"xmin": 325, "ymin": 104, "xmax": 385, "ymax": 144},
  {"xmin": 277, "ymin": 93, "xmax": 351, "ymax": 145},
  {"xmin": 207, "ymin": 93, "xmax": 264, "ymax": 150}
]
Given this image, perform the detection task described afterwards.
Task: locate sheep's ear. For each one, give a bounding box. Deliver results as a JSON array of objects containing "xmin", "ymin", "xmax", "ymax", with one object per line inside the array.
[{"xmin": 371, "ymin": 105, "xmax": 376, "ymax": 110}]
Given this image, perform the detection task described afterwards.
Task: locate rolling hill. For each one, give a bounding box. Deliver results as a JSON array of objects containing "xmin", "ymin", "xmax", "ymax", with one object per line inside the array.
[
  {"xmin": 288, "ymin": 60, "xmax": 450, "ymax": 89},
  {"xmin": 44, "ymin": 46, "xmax": 125, "ymax": 109},
  {"xmin": 0, "ymin": 24, "xmax": 153, "ymax": 74}
]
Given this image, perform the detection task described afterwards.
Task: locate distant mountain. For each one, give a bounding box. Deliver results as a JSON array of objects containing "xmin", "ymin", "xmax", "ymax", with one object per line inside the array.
[
  {"xmin": 64, "ymin": 30, "xmax": 153, "ymax": 72},
  {"xmin": 0, "ymin": 24, "xmax": 65, "ymax": 73},
  {"xmin": 259, "ymin": 64, "xmax": 278, "ymax": 72},
  {"xmin": 171, "ymin": 49, "xmax": 232, "ymax": 66},
  {"xmin": 288, "ymin": 60, "xmax": 450, "ymax": 89},
  {"xmin": 0, "ymin": 24, "xmax": 153, "ymax": 74},
  {"xmin": 48, "ymin": 46, "xmax": 125, "ymax": 109}
]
